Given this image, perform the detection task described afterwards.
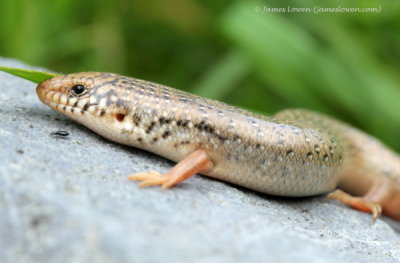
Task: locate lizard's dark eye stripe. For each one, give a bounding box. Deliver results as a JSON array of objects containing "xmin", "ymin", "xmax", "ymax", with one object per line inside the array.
[{"xmin": 70, "ymin": 84, "xmax": 87, "ymax": 96}]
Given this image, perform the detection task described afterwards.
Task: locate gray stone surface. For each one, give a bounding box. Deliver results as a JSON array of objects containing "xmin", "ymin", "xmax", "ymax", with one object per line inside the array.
[{"xmin": 0, "ymin": 58, "xmax": 399, "ymax": 263}]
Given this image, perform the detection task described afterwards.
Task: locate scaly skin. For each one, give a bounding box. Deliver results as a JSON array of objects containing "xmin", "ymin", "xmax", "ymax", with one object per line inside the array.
[{"xmin": 36, "ymin": 72, "xmax": 400, "ymax": 221}]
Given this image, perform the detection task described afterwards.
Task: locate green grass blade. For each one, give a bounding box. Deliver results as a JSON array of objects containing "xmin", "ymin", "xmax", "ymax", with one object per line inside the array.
[{"xmin": 0, "ymin": 66, "xmax": 59, "ymax": 83}]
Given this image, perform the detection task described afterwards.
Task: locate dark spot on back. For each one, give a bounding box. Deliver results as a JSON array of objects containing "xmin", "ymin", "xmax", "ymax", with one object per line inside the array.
[
  {"xmin": 159, "ymin": 117, "xmax": 171, "ymax": 125},
  {"xmin": 162, "ymin": 131, "xmax": 171, "ymax": 139},
  {"xmin": 194, "ymin": 121, "xmax": 215, "ymax": 134},
  {"xmin": 181, "ymin": 120, "xmax": 189, "ymax": 127},
  {"xmin": 100, "ymin": 110, "xmax": 106, "ymax": 117},
  {"xmin": 146, "ymin": 121, "xmax": 156, "ymax": 134},
  {"xmin": 144, "ymin": 86, "xmax": 155, "ymax": 93},
  {"xmin": 217, "ymin": 135, "xmax": 228, "ymax": 142},
  {"xmin": 132, "ymin": 114, "xmax": 141, "ymax": 126},
  {"xmin": 177, "ymin": 120, "xmax": 189, "ymax": 128},
  {"xmin": 121, "ymin": 80, "xmax": 132, "ymax": 85},
  {"xmin": 204, "ymin": 124, "xmax": 214, "ymax": 133}
]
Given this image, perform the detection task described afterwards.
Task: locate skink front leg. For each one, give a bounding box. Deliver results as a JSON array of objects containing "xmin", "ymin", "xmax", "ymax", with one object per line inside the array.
[{"xmin": 128, "ymin": 149, "xmax": 213, "ymax": 189}]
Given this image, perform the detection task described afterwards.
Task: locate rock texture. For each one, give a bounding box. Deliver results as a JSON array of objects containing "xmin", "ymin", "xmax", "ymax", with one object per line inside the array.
[{"xmin": 0, "ymin": 58, "xmax": 399, "ymax": 263}]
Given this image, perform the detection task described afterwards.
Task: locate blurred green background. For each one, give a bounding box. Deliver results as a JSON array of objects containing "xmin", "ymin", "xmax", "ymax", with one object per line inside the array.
[{"xmin": 1, "ymin": 0, "xmax": 400, "ymax": 150}]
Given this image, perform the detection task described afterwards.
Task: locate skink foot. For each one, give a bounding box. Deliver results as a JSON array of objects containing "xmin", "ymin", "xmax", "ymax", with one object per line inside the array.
[
  {"xmin": 128, "ymin": 149, "xmax": 213, "ymax": 189},
  {"xmin": 328, "ymin": 189, "xmax": 382, "ymax": 222}
]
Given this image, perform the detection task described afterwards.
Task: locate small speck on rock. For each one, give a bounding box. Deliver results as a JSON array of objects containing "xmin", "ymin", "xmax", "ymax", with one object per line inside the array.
[{"xmin": 50, "ymin": 130, "xmax": 70, "ymax": 138}]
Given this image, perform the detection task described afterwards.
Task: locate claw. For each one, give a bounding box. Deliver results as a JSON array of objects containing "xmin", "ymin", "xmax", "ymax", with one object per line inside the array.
[
  {"xmin": 128, "ymin": 171, "xmax": 161, "ymax": 181},
  {"xmin": 128, "ymin": 171, "xmax": 168, "ymax": 187}
]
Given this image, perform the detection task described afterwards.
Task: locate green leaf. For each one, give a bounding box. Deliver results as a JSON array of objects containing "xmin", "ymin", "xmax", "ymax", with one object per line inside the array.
[{"xmin": 0, "ymin": 66, "xmax": 59, "ymax": 83}]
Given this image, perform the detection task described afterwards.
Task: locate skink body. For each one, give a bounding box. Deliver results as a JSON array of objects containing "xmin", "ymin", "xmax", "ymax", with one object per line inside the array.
[{"xmin": 36, "ymin": 72, "xmax": 400, "ymax": 221}]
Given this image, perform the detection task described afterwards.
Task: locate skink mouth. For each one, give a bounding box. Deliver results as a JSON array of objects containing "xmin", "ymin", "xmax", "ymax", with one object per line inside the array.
[{"xmin": 37, "ymin": 88, "xmax": 67, "ymax": 106}]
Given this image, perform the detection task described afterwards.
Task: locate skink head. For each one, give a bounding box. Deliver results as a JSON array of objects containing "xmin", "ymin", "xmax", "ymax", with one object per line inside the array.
[
  {"xmin": 37, "ymin": 72, "xmax": 115, "ymax": 116},
  {"xmin": 36, "ymin": 72, "xmax": 133, "ymax": 140}
]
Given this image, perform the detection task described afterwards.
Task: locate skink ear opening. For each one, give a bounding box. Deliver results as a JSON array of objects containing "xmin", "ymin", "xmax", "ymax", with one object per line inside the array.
[{"xmin": 115, "ymin": 113, "xmax": 126, "ymax": 122}]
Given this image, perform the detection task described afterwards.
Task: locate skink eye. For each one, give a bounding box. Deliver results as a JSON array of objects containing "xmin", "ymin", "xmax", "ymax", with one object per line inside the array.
[{"xmin": 71, "ymin": 84, "xmax": 87, "ymax": 96}]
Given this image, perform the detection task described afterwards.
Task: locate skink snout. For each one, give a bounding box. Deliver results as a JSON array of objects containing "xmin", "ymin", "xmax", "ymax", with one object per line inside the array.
[{"xmin": 36, "ymin": 78, "xmax": 54, "ymax": 104}]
